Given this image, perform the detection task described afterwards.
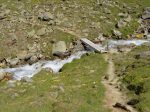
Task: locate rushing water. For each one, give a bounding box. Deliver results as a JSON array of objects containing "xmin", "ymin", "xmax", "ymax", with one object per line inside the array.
[
  {"xmin": 0, "ymin": 39, "xmax": 149, "ymax": 80},
  {"xmin": 0, "ymin": 51, "xmax": 86, "ymax": 80},
  {"xmin": 108, "ymin": 39, "xmax": 149, "ymax": 48}
]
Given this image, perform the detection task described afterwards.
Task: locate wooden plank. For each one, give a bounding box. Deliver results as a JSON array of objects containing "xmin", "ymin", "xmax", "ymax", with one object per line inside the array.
[{"xmin": 80, "ymin": 38, "xmax": 106, "ymax": 53}]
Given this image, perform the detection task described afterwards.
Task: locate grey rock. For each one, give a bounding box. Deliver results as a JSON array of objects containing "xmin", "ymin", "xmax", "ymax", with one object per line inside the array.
[
  {"xmin": 38, "ymin": 12, "xmax": 54, "ymax": 21},
  {"xmin": 97, "ymin": 33, "xmax": 106, "ymax": 42},
  {"xmin": 52, "ymin": 41, "xmax": 67, "ymax": 55},
  {"xmin": 28, "ymin": 43, "xmax": 41, "ymax": 53},
  {"xmin": 144, "ymin": 7, "xmax": 150, "ymax": 12},
  {"xmin": 113, "ymin": 29, "xmax": 122, "ymax": 37},
  {"xmin": 142, "ymin": 12, "xmax": 150, "ymax": 19},
  {"xmin": 0, "ymin": 13, "xmax": 6, "ymax": 20},
  {"xmin": 0, "ymin": 72, "xmax": 5, "ymax": 80},
  {"xmin": 43, "ymin": 68, "xmax": 53, "ymax": 73},
  {"xmin": 17, "ymin": 51, "xmax": 29, "ymax": 60},
  {"xmin": 142, "ymin": 7, "xmax": 150, "ymax": 19},
  {"xmin": 124, "ymin": 15, "xmax": 132, "ymax": 22},
  {"xmin": 116, "ymin": 19, "xmax": 127, "ymax": 28},
  {"xmin": 9, "ymin": 58, "xmax": 20, "ymax": 66},
  {"xmin": 21, "ymin": 76, "xmax": 33, "ymax": 83},
  {"xmin": 0, "ymin": 9, "xmax": 10, "ymax": 20},
  {"xmin": 118, "ymin": 13, "xmax": 128, "ymax": 18},
  {"xmin": 29, "ymin": 55, "xmax": 38, "ymax": 64},
  {"xmin": 27, "ymin": 30, "xmax": 36, "ymax": 38},
  {"xmin": 71, "ymin": 40, "xmax": 85, "ymax": 53},
  {"xmin": 37, "ymin": 28, "xmax": 47, "ymax": 36},
  {"xmin": 48, "ymin": 20, "xmax": 55, "ymax": 25},
  {"xmin": 53, "ymin": 51, "xmax": 71, "ymax": 59}
]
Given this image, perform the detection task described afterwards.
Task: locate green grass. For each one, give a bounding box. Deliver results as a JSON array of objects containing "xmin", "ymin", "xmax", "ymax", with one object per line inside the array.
[
  {"xmin": 113, "ymin": 45, "xmax": 150, "ymax": 112},
  {"xmin": 0, "ymin": 53, "xmax": 110, "ymax": 112}
]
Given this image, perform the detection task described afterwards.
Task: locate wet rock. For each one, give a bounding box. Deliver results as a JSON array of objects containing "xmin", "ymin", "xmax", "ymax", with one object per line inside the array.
[
  {"xmin": 38, "ymin": 12, "xmax": 54, "ymax": 21},
  {"xmin": 43, "ymin": 68, "xmax": 53, "ymax": 73},
  {"xmin": 48, "ymin": 20, "xmax": 56, "ymax": 25},
  {"xmin": 52, "ymin": 41, "xmax": 67, "ymax": 55},
  {"xmin": 37, "ymin": 28, "xmax": 47, "ymax": 36},
  {"xmin": 127, "ymin": 99, "xmax": 139, "ymax": 105},
  {"xmin": 28, "ymin": 55, "xmax": 38, "ymax": 65},
  {"xmin": 53, "ymin": 51, "xmax": 71, "ymax": 59},
  {"xmin": 21, "ymin": 76, "xmax": 33, "ymax": 83}
]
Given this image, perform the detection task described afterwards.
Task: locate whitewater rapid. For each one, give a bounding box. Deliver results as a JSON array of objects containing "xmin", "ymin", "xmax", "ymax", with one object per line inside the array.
[
  {"xmin": 0, "ymin": 39, "xmax": 149, "ymax": 80},
  {"xmin": 0, "ymin": 51, "xmax": 86, "ymax": 80}
]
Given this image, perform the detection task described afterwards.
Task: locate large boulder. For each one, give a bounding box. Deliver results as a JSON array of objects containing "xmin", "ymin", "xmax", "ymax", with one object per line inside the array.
[
  {"xmin": 52, "ymin": 41, "xmax": 67, "ymax": 55},
  {"xmin": 28, "ymin": 55, "xmax": 38, "ymax": 65},
  {"xmin": 17, "ymin": 51, "xmax": 30, "ymax": 60},
  {"xmin": 8, "ymin": 58, "xmax": 20, "ymax": 67}
]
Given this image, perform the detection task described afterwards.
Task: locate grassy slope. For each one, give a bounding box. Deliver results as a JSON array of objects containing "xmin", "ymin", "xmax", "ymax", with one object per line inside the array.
[
  {"xmin": 113, "ymin": 45, "xmax": 150, "ymax": 112},
  {"xmin": 0, "ymin": 0, "xmax": 149, "ymax": 58},
  {"xmin": 0, "ymin": 53, "xmax": 110, "ymax": 112}
]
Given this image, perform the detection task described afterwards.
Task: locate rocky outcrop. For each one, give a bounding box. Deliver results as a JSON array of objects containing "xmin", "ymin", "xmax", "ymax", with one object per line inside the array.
[{"xmin": 52, "ymin": 41, "xmax": 67, "ymax": 55}]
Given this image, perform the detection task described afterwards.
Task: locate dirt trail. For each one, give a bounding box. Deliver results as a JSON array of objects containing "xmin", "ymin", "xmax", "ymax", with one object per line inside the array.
[{"xmin": 102, "ymin": 54, "xmax": 137, "ymax": 112}]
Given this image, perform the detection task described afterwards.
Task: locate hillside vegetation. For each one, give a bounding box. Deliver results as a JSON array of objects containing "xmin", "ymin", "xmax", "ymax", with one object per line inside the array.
[{"xmin": 114, "ymin": 45, "xmax": 150, "ymax": 112}]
